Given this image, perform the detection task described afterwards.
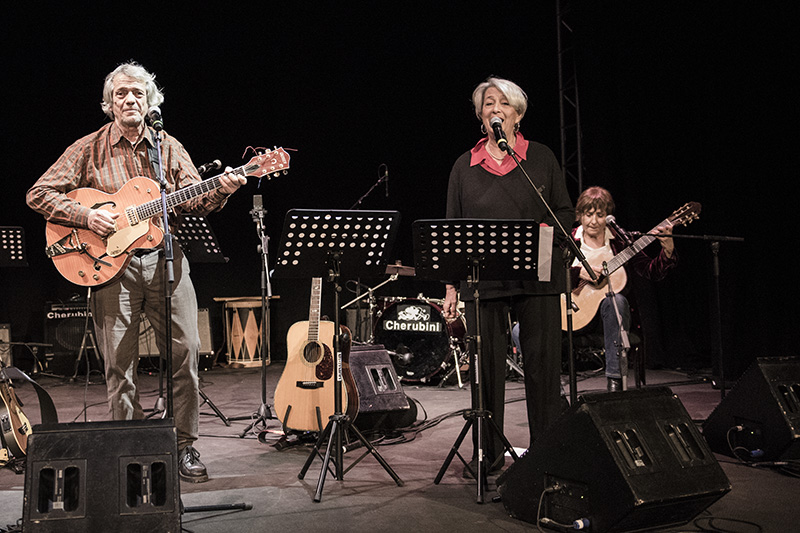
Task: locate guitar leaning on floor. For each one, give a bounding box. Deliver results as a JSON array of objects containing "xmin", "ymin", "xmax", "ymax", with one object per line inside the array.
[
  {"xmin": 44, "ymin": 148, "xmax": 290, "ymax": 287},
  {"xmin": 274, "ymin": 277, "xmax": 359, "ymax": 432},
  {"xmin": 0, "ymin": 363, "xmax": 31, "ymax": 460},
  {"xmin": 561, "ymin": 202, "xmax": 701, "ymax": 331}
]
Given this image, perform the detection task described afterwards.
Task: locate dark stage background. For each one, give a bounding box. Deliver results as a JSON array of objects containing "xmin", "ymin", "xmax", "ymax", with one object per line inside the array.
[{"xmin": 3, "ymin": 3, "xmax": 796, "ymax": 378}]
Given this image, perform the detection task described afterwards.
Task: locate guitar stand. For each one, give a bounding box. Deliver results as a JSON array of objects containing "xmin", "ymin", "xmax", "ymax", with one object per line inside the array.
[{"xmin": 273, "ymin": 209, "xmax": 403, "ymax": 502}]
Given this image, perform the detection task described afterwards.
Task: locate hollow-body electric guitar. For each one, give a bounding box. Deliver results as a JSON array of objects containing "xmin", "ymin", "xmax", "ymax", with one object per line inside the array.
[
  {"xmin": 561, "ymin": 202, "xmax": 701, "ymax": 331},
  {"xmin": 0, "ymin": 364, "xmax": 31, "ymax": 459},
  {"xmin": 274, "ymin": 277, "xmax": 359, "ymax": 432},
  {"xmin": 44, "ymin": 148, "xmax": 290, "ymax": 287}
]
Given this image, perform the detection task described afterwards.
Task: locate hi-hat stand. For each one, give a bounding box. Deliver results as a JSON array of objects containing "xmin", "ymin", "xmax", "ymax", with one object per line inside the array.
[
  {"xmin": 273, "ymin": 209, "xmax": 403, "ymax": 502},
  {"xmin": 414, "ymin": 219, "xmax": 553, "ymax": 503}
]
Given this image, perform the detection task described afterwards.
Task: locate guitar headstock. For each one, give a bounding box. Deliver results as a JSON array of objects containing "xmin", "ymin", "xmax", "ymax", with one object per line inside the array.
[
  {"xmin": 669, "ymin": 201, "xmax": 702, "ymax": 227},
  {"xmin": 242, "ymin": 147, "xmax": 291, "ymax": 180}
]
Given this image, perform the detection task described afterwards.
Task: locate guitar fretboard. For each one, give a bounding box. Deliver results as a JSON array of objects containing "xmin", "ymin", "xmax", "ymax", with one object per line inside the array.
[
  {"xmin": 604, "ymin": 219, "xmax": 667, "ymax": 275},
  {"xmin": 133, "ymin": 165, "xmax": 249, "ymax": 222},
  {"xmin": 308, "ymin": 277, "xmax": 322, "ymax": 342}
]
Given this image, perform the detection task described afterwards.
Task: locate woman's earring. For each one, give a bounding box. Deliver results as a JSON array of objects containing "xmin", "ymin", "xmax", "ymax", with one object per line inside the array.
[
  {"xmin": 514, "ymin": 122, "xmax": 520, "ymax": 133},
  {"xmin": 480, "ymin": 124, "xmax": 487, "ymax": 135}
]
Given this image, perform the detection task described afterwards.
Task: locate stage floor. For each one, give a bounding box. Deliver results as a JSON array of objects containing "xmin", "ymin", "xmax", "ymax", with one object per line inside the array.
[{"xmin": 2, "ymin": 361, "xmax": 797, "ymax": 532}]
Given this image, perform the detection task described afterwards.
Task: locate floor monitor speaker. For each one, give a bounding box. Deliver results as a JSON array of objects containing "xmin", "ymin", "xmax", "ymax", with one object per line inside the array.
[
  {"xmin": 497, "ymin": 387, "xmax": 730, "ymax": 533},
  {"xmin": 350, "ymin": 344, "xmax": 414, "ymax": 430},
  {"xmin": 23, "ymin": 419, "xmax": 180, "ymax": 532},
  {"xmin": 703, "ymin": 356, "xmax": 800, "ymax": 461}
]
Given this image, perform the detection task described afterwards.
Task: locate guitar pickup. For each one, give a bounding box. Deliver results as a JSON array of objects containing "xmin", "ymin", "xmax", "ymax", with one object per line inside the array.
[{"xmin": 296, "ymin": 381, "xmax": 324, "ymax": 389}]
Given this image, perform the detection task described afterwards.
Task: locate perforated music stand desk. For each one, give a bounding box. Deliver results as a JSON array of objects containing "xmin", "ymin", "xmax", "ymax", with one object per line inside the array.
[
  {"xmin": 412, "ymin": 219, "xmax": 546, "ymax": 282},
  {"xmin": 413, "ymin": 218, "xmax": 548, "ymax": 503},
  {"xmin": 175, "ymin": 216, "xmax": 226, "ymax": 263},
  {"xmin": 0, "ymin": 227, "xmax": 28, "ymax": 267},
  {"xmin": 273, "ymin": 209, "xmax": 400, "ymax": 279},
  {"xmin": 272, "ymin": 208, "xmax": 403, "ymax": 502}
]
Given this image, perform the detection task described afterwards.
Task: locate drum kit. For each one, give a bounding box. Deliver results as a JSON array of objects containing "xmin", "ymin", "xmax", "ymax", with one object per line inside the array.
[{"xmin": 340, "ymin": 264, "xmax": 468, "ymax": 386}]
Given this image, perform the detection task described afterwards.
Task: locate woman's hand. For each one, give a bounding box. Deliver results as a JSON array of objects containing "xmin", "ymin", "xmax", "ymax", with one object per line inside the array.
[{"xmin": 443, "ymin": 284, "xmax": 460, "ymax": 319}]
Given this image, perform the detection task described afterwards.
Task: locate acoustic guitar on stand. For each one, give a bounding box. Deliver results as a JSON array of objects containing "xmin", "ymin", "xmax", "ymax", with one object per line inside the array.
[
  {"xmin": 44, "ymin": 148, "xmax": 290, "ymax": 287},
  {"xmin": 561, "ymin": 202, "xmax": 701, "ymax": 331},
  {"xmin": 274, "ymin": 277, "xmax": 359, "ymax": 432}
]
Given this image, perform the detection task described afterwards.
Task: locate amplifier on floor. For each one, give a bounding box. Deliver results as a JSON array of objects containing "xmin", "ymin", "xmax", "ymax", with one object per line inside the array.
[
  {"xmin": 350, "ymin": 344, "xmax": 416, "ymax": 430},
  {"xmin": 23, "ymin": 419, "xmax": 180, "ymax": 532},
  {"xmin": 703, "ymin": 356, "xmax": 800, "ymax": 462},
  {"xmin": 43, "ymin": 302, "xmax": 99, "ymax": 376},
  {"xmin": 497, "ymin": 387, "xmax": 730, "ymax": 533},
  {"xmin": 139, "ymin": 308, "xmax": 215, "ymax": 370}
]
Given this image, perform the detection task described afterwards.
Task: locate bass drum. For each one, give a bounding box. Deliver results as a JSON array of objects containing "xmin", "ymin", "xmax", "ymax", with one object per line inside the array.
[{"xmin": 374, "ymin": 298, "xmax": 465, "ymax": 382}]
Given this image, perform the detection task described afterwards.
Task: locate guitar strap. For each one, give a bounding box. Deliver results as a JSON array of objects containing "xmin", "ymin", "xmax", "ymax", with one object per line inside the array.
[
  {"xmin": 2, "ymin": 367, "xmax": 58, "ymax": 425},
  {"xmin": 147, "ymin": 144, "xmax": 161, "ymax": 177}
]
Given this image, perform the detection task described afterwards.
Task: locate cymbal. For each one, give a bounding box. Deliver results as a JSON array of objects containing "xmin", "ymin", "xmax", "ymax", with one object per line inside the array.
[{"xmin": 385, "ymin": 263, "xmax": 415, "ymax": 277}]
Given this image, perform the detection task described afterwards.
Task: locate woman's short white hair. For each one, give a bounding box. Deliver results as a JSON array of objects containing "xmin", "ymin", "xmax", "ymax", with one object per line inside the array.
[
  {"xmin": 471, "ymin": 77, "xmax": 528, "ymax": 121},
  {"xmin": 100, "ymin": 61, "xmax": 165, "ymax": 119}
]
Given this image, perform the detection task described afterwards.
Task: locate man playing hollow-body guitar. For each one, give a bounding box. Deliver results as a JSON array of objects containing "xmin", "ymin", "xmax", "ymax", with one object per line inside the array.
[{"xmin": 26, "ymin": 61, "xmax": 246, "ymax": 482}]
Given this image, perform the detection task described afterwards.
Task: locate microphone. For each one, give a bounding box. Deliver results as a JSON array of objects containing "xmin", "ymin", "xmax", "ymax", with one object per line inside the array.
[
  {"xmin": 197, "ymin": 159, "xmax": 222, "ymax": 175},
  {"xmin": 384, "ymin": 167, "xmax": 389, "ymax": 198},
  {"xmin": 490, "ymin": 116, "xmax": 509, "ymax": 153},
  {"xmin": 605, "ymin": 215, "xmax": 633, "ymax": 246},
  {"xmin": 147, "ymin": 106, "xmax": 164, "ymax": 131}
]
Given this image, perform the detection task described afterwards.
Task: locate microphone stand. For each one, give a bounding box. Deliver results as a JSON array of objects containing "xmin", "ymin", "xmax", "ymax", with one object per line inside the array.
[
  {"xmin": 235, "ymin": 195, "xmax": 275, "ymax": 437},
  {"xmin": 627, "ymin": 231, "xmax": 744, "ymax": 399},
  {"xmin": 151, "ymin": 125, "xmax": 176, "ymax": 422},
  {"xmin": 348, "ymin": 164, "xmax": 388, "ymax": 210},
  {"xmin": 601, "ymin": 261, "xmax": 630, "ymax": 390},
  {"xmin": 498, "ymin": 138, "xmax": 595, "ymax": 405},
  {"xmin": 346, "ymin": 164, "xmax": 389, "ymax": 343},
  {"xmin": 340, "ymin": 274, "xmax": 399, "ymax": 344}
]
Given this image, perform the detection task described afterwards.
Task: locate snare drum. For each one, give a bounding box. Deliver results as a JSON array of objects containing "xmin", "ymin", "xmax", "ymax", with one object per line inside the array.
[{"xmin": 374, "ymin": 298, "xmax": 466, "ymax": 382}]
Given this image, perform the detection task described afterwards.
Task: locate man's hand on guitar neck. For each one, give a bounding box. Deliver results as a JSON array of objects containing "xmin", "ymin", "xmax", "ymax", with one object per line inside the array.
[
  {"xmin": 219, "ymin": 167, "xmax": 247, "ymax": 195},
  {"xmin": 88, "ymin": 209, "xmax": 119, "ymax": 236}
]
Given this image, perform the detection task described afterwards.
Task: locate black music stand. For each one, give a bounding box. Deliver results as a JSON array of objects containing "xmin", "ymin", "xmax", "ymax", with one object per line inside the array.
[
  {"xmin": 175, "ymin": 215, "xmax": 227, "ymax": 263},
  {"xmin": 0, "ymin": 227, "xmax": 28, "ymax": 267},
  {"xmin": 414, "ymin": 219, "xmax": 551, "ymax": 503},
  {"xmin": 273, "ymin": 209, "xmax": 403, "ymax": 502}
]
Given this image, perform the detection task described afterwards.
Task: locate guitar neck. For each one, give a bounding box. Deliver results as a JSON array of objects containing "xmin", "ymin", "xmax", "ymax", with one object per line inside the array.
[
  {"xmin": 133, "ymin": 165, "xmax": 247, "ymax": 221},
  {"xmin": 308, "ymin": 277, "xmax": 322, "ymax": 342},
  {"xmin": 604, "ymin": 218, "xmax": 668, "ymax": 274}
]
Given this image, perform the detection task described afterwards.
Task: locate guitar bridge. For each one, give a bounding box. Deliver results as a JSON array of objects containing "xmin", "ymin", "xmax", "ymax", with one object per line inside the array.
[{"xmin": 296, "ymin": 381, "xmax": 324, "ymax": 389}]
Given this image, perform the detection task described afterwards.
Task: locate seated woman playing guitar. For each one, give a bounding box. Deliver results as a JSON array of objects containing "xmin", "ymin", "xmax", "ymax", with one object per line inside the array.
[{"xmin": 569, "ymin": 186, "xmax": 677, "ymax": 391}]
